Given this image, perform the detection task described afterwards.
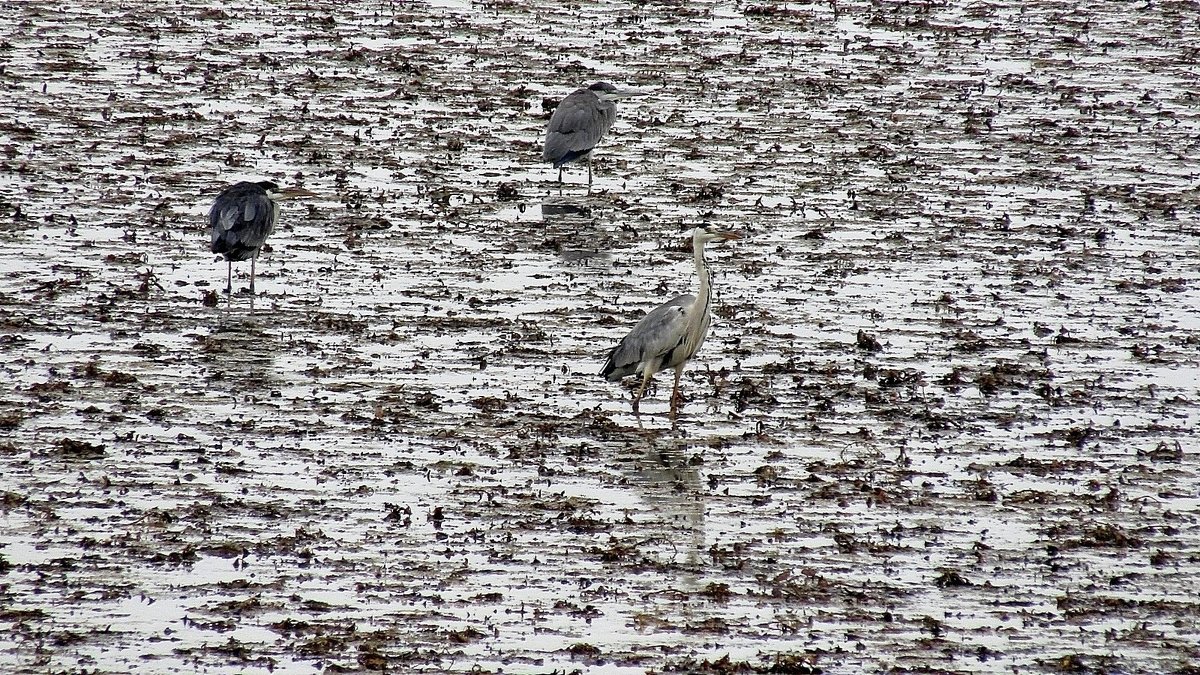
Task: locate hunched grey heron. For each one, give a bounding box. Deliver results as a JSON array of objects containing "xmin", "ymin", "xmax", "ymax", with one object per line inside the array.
[
  {"xmin": 601, "ymin": 226, "xmax": 741, "ymax": 418},
  {"xmin": 209, "ymin": 181, "xmax": 315, "ymax": 294},
  {"xmin": 542, "ymin": 82, "xmax": 644, "ymax": 185}
]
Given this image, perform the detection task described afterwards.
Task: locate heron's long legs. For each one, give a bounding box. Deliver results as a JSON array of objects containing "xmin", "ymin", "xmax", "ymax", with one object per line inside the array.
[
  {"xmin": 670, "ymin": 366, "xmax": 684, "ymax": 419},
  {"xmin": 587, "ymin": 157, "xmax": 593, "ymax": 185},
  {"xmin": 633, "ymin": 369, "xmax": 655, "ymax": 415},
  {"xmin": 249, "ymin": 253, "xmax": 257, "ymax": 295},
  {"xmin": 225, "ymin": 261, "xmax": 233, "ymax": 295}
]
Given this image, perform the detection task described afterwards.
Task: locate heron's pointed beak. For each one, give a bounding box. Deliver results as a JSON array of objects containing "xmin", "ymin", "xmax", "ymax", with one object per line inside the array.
[
  {"xmin": 275, "ymin": 187, "xmax": 318, "ymax": 200},
  {"xmin": 718, "ymin": 231, "xmax": 741, "ymax": 241},
  {"xmin": 606, "ymin": 89, "xmax": 649, "ymax": 100}
]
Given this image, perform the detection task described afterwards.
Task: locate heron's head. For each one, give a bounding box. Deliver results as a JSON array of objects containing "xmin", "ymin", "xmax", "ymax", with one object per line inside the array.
[
  {"xmin": 257, "ymin": 181, "xmax": 318, "ymax": 201},
  {"xmin": 693, "ymin": 225, "xmax": 741, "ymax": 245},
  {"xmin": 589, "ymin": 81, "xmax": 645, "ymax": 102}
]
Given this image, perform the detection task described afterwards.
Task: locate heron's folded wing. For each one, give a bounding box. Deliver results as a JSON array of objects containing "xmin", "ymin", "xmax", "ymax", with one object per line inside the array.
[
  {"xmin": 601, "ymin": 295, "xmax": 694, "ymax": 380},
  {"xmin": 209, "ymin": 200, "xmax": 242, "ymax": 250}
]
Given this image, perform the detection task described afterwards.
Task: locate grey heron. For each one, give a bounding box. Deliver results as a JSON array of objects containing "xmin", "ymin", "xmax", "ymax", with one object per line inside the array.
[
  {"xmin": 542, "ymin": 82, "xmax": 644, "ymax": 185},
  {"xmin": 600, "ymin": 226, "xmax": 741, "ymax": 418},
  {"xmin": 209, "ymin": 181, "xmax": 315, "ymax": 294}
]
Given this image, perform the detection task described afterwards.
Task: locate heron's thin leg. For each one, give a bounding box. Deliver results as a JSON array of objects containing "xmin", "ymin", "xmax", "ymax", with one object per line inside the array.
[
  {"xmin": 633, "ymin": 370, "xmax": 654, "ymax": 415},
  {"xmin": 557, "ymin": 166, "xmax": 563, "ymax": 183},
  {"xmin": 225, "ymin": 261, "xmax": 232, "ymax": 295},
  {"xmin": 670, "ymin": 366, "xmax": 684, "ymax": 419},
  {"xmin": 250, "ymin": 253, "xmax": 257, "ymax": 295},
  {"xmin": 587, "ymin": 157, "xmax": 593, "ymax": 185}
]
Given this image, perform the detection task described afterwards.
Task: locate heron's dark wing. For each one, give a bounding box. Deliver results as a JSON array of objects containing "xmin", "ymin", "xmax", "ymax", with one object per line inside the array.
[
  {"xmin": 601, "ymin": 294, "xmax": 695, "ymax": 381},
  {"xmin": 542, "ymin": 89, "xmax": 616, "ymax": 167},
  {"xmin": 209, "ymin": 183, "xmax": 276, "ymax": 261}
]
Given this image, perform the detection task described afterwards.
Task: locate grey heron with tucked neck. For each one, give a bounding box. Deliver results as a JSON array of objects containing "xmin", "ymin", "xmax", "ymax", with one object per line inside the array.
[
  {"xmin": 542, "ymin": 81, "xmax": 645, "ymax": 185},
  {"xmin": 209, "ymin": 180, "xmax": 316, "ymax": 295},
  {"xmin": 601, "ymin": 226, "xmax": 741, "ymax": 418}
]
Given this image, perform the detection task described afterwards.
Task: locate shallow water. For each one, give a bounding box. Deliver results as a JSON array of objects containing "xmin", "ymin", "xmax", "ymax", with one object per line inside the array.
[{"xmin": 2, "ymin": 1, "xmax": 1199, "ymax": 673}]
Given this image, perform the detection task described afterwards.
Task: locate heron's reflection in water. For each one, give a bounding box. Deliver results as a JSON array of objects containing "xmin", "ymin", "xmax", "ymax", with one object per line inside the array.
[
  {"xmin": 541, "ymin": 196, "xmax": 613, "ymax": 266},
  {"xmin": 628, "ymin": 439, "xmax": 706, "ymax": 574},
  {"xmin": 200, "ymin": 314, "xmax": 281, "ymax": 397},
  {"xmin": 541, "ymin": 196, "xmax": 592, "ymax": 222}
]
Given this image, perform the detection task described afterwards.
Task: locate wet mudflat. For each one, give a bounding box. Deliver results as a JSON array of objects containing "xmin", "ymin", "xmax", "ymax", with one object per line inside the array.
[{"xmin": 2, "ymin": 0, "xmax": 1199, "ymax": 673}]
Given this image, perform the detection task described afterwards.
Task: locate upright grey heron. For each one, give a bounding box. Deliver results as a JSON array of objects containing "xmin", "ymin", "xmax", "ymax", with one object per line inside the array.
[
  {"xmin": 209, "ymin": 181, "xmax": 315, "ymax": 294},
  {"xmin": 542, "ymin": 82, "xmax": 644, "ymax": 185},
  {"xmin": 601, "ymin": 226, "xmax": 741, "ymax": 418}
]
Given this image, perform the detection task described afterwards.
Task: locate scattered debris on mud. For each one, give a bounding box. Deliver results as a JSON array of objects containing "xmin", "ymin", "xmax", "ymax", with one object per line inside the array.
[{"xmin": 1, "ymin": 1, "xmax": 1198, "ymax": 673}]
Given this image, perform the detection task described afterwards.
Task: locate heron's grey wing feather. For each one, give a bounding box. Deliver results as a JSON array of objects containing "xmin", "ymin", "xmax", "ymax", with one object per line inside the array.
[
  {"xmin": 209, "ymin": 186, "xmax": 275, "ymax": 260},
  {"xmin": 542, "ymin": 90, "xmax": 615, "ymax": 164},
  {"xmin": 209, "ymin": 200, "xmax": 241, "ymax": 250},
  {"xmin": 601, "ymin": 294, "xmax": 695, "ymax": 381}
]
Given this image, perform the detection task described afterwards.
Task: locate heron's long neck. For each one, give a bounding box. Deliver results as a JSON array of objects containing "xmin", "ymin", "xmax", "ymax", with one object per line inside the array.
[{"xmin": 692, "ymin": 239, "xmax": 712, "ymax": 319}]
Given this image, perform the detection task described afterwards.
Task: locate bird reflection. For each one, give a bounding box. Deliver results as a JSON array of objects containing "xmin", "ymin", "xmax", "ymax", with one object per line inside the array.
[
  {"xmin": 199, "ymin": 316, "xmax": 280, "ymax": 396},
  {"xmin": 540, "ymin": 195, "xmax": 612, "ymax": 267},
  {"xmin": 540, "ymin": 194, "xmax": 593, "ymax": 226},
  {"xmin": 627, "ymin": 439, "xmax": 706, "ymax": 572}
]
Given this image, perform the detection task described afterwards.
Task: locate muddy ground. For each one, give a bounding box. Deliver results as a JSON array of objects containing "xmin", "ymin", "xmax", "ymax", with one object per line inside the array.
[{"xmin": 1, "ymin": 1, "xmax": 1199, "ymax": 673}]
